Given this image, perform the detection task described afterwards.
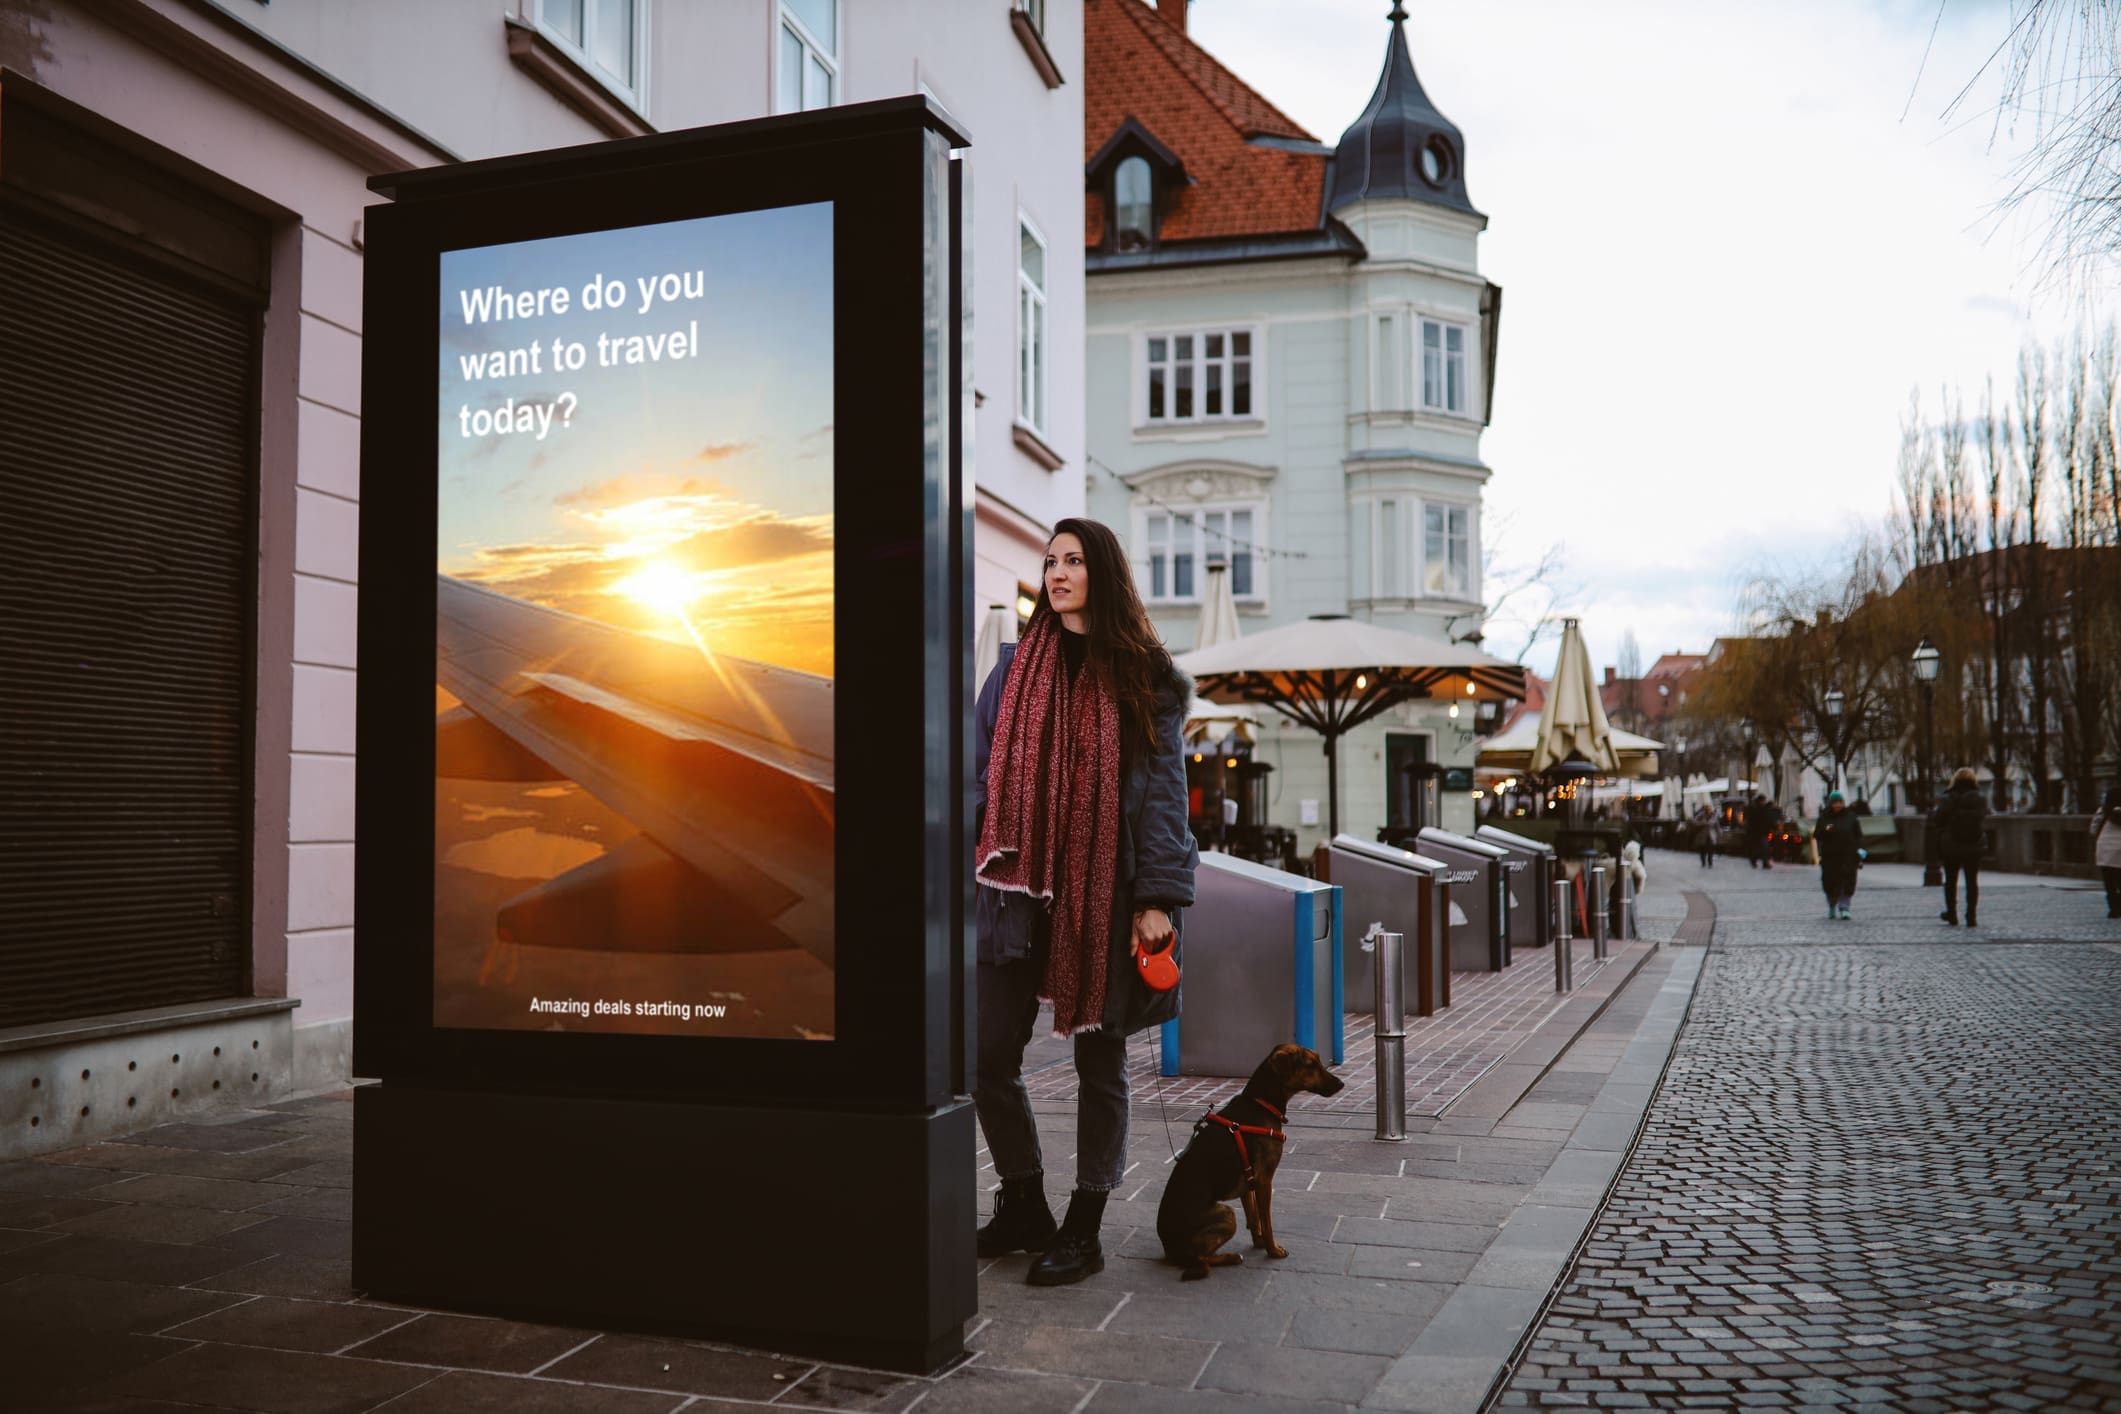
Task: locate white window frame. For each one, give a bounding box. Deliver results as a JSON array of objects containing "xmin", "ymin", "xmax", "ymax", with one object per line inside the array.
[
  {"xmin": 1420, "ymin": 500, "xmax": 1478, "ymax": 600},
  {"xmin": 1371, "ymin": 495, "xmax": 1408, "ymax": 599},
  {"xmin": 775, "ymin": 0, "xmax": 839, "ymax": 114},
  {"xmin": 1015, "ymin": 0, "xmax": 1047, "ymax": 33},
  {"xmin": 1139, "ymin": 326, "xmax": 1262, "ymax": 427},
  {"xmin": 1372, "ymin": 311, "xmax": 1407, "ymax": 413},
  {"xmin": 1016, "ymin": 212, "xmax": 1049, "ymax": 438},
  {"xmin": 1419, "ymin": 316, "xmax": 1470, "ymax": 416},
  {"xmin": 534, "ymin": 0, "xmax": 651, "ymax": 112},
  {"xmin": 1138, "ymin": 502, "xmax": 1269, "ymax": 608}
]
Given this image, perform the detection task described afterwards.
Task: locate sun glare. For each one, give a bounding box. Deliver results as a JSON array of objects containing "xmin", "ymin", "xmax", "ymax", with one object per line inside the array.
[{"xmin": 615, "ymin": 560, "xmax": 703, "ymax": 617}]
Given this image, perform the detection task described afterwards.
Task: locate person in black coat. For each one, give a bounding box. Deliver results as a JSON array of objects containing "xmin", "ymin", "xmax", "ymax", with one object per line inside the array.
[
  {"xmin": 1931, "ymin": 766, "xmax": 1989, "ymax": 926},
  {"xmin": 1745, "ymin": 795, "xmax": 1780, "ymax": 869},
  {"xmin": 1812, "ymin": 791, "xmax": 1862, "ymax": 920}
]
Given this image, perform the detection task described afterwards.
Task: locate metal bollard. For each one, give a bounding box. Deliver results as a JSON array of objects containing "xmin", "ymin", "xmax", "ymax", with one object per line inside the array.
[
  {"xmin": 1619, "ymin": 866, "xmax": 1638, "ymax": 942},
  {"xmin": 1591, "ymin": 867, "xmax": 1610, "ymax": 960},
  {"xmin": 1553, "ymin": 878, "xmax": 1574, "ymax": 992},
  {"xmin": 1373, "ymin": 929, "xmax": 1407, "ymax": 1142}
]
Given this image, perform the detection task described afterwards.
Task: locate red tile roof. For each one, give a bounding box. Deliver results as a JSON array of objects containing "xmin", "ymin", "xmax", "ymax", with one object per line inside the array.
[{"xmin": 1085, "ymin": 0, "xmax": 1328, "ymax": 247}]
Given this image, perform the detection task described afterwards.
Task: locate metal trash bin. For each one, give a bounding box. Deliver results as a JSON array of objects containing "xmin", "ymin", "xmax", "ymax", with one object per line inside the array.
[
  {"xmin": 1322, "ymin": 834, "xmax": 1450, "ymax": 1018},
  {"xmin": 1477, "ymin": 825, "xmax": 1556, "ymax": 950},
  {"xmin": 1160, "ymin": 852, "xmax": 1343, "ymax": 1078},
  {"xmin": 1417, "ymin": 827, "xmax": 1512, "ymax": 972}
]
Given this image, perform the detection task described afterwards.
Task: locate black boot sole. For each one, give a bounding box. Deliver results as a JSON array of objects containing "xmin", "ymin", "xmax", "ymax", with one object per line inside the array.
[
  {"xmin": 976, "ymin": 1232, "xmax": 1056, "ymax": 1259},
  {"xmin": 1026, "ymin": 1251, "xmax": 1104, "ymax": 1286}
]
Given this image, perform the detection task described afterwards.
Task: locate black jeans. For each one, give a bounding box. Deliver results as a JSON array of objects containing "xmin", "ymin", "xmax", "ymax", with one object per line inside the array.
[
  {"xmin": 1943, "ymin": 859, "xmax": 1980, "ymax": 919},
  {"xmin": 974, "ymin": 937, "xmax": 1130, "ymax": 1193},
  {"xmin": 2101, "ymin": 866, "xmax": 2120, "ymax": 916}
]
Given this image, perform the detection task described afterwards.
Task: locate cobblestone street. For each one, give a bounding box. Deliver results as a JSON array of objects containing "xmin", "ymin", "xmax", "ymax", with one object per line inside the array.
[{"xmin": 1497, "ymin": 858, "xmax": 2121, "ymax": 1411}]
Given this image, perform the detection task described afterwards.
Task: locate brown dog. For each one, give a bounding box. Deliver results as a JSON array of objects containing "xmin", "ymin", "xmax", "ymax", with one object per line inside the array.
[{"xmin": 1156, "ymin": 1044, "xmax": 1345, "ymax": 1280}]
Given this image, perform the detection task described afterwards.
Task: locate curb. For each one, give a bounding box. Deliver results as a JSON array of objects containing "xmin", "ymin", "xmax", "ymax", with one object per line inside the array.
[{"xmin": 1357, "ymin": 908, "xmax": 1715, "ymax": 1413}]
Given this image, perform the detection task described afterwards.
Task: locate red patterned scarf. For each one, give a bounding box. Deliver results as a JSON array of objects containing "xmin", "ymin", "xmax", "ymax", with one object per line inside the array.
[{"xmin": 977, "ymin": 613, "xmax": 1122, "ymax": 1036}]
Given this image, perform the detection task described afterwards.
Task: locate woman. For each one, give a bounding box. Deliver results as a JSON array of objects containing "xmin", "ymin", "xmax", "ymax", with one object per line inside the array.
[
  {"xmin": 1932, "ymin": 766, "xmax": 1988, "ymax": 926},
  {"xmin": 1812, "ymin": 791, "xmax": 1861, "ymax": 920},
  {"xmin": 971, "ymin": 518, "xmax": 1198, "ymax": 1287},
  {"xmin": 2088, "ymin": 786, "xmax": 2121, "ymax": 920},
  {"xmin": 1691, "ymin": 804, "xmax": 1716, "ymax": 868}
]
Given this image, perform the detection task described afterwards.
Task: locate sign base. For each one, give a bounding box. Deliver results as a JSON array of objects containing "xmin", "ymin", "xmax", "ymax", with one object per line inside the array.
[{"xmin": 354, "ymin": 1085, "xmax": 976, "ymax": 1373}]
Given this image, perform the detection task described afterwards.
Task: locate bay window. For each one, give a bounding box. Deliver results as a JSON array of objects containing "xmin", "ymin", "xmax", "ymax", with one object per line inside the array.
[
  {"xmin": 1423, "ymin": 502, "xmax": 1473, "ymax": 597},
  {"xmin": 1421, "ymin": 318, "xmax": 1468, "ymax": 415}
]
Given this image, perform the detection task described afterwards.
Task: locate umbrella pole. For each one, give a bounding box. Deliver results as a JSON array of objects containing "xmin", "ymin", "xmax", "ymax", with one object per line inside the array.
[{"xmin": 1325, "ymin": 734, "xmax": 1340, "ymax": 837}]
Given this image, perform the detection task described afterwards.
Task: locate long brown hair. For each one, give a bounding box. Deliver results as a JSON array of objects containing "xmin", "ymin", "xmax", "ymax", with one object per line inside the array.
[{"xmin": 1037, "ymin": 517, "xmax": 1173, "ymax": 752}]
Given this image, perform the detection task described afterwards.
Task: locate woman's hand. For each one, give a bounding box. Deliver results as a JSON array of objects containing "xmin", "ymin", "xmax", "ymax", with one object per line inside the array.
[{"xmin": 1133, "ymin": 907, "xmax": 1173, "ymax": 953}]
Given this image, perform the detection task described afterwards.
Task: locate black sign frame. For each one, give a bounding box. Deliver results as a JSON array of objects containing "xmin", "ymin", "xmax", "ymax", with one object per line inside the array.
[{"xmin": 355, "ymin": 98, "xmax": 972, "ymax": 1114}]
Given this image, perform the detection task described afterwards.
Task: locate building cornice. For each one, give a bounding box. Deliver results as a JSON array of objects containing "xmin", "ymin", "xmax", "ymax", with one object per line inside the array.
[{"xmin": 109, "ymin": 0, "xmax": 460, "ymax": 171}]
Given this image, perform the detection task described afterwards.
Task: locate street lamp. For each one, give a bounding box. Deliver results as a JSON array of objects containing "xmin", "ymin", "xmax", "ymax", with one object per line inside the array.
[
  {"xmin": 1824, "ymin": 687, "xmax": 1845, "ymax": 795},
  {"xmin": 1912, "ymin": 638, "xmax": 1942, "ymax": 886}
]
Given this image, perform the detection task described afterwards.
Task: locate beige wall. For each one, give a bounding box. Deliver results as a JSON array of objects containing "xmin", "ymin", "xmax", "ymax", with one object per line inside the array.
[{"xmin": 8, "ymin": 0, "xmax": 1084, "ymax": 1104}]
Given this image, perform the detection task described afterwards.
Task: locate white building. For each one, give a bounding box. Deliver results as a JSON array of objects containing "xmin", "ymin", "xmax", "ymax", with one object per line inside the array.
[
  {"xmin": 1083, "ymin": 0, "xmax": 1502, "ymax": 855},
  {"xmin": 0, "ymin": 0, "xmax": 1082, "ymax": 1157}
]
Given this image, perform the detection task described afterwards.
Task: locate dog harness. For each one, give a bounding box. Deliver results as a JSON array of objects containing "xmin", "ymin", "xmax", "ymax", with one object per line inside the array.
[{"xmin": 1203, "ymin": 1098, "xmax": 1285, "ymax": 1192}]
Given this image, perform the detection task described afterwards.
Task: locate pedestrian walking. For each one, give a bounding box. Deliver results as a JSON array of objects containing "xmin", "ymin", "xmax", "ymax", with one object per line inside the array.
[
  {"xmin": 971, "ymin": 517, "xmax": 1199, "ymax": 1287},
  {"xmin": 2090, "ymin": 786, "xmax": 2121, "ymax": 920},
  {"xmin": 1745, "ymin": 794, "xmax": 1780, "ymax": 870},
  {"xmin": 1932, "ymin": 766, "xmax": 1989, "ymax": 927},
  {"xmin": 1691, "ymin": 804, "xmax": 1716, "ymax": 867},
  {"xmin": 1812, "ymin": 791, "xmax": 1862, "ymax": 920}
]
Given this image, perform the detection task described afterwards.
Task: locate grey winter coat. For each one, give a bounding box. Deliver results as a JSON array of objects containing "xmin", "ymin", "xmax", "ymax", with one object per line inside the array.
[{"xmin": 971, "ymin": 641, "xmax": 1200, "ymax": 1037}]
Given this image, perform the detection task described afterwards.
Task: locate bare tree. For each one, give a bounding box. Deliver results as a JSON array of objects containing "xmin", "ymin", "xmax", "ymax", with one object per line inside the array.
[
  {"xmin": 1939, "ymin": 0, "xmax": 2121, "ymax": 287},
  {"xmin": 1475, "ymin": 512, "xmax": 1578, "ymax": 663}
]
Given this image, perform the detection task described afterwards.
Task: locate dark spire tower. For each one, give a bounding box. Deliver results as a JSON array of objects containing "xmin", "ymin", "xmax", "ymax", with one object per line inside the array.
[{"xmin": 1328, "ymin": 3, "xmax": 1480, "ymax": 217}]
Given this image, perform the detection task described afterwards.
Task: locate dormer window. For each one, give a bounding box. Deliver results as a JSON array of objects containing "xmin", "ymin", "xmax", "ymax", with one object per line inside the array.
[
  {"xmin": 1115, "ymin": 157, "xmax": 1154, "ymax": 252},
  {"xmin": 1086, "ymin": 118, "xmax": 1185, "ymax": 256}
]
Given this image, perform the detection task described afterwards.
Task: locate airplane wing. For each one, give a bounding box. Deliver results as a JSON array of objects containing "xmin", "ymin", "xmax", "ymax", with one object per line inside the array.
[{"xmin": 435, "ymin": 573, "xmax": 836, "ymax": 967}]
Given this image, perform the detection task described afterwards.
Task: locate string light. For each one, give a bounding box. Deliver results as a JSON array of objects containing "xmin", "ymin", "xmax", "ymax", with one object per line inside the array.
[{"xmin": 1085, "ymin": 455, "xmax": 1311, "ymax": 561}]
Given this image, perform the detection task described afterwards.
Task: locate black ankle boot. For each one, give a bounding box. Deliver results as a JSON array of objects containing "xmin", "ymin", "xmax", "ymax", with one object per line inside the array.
[
  {"xmin": 1026, "ymin": 1189, "xmax": 1107, "ymax": 1286},
  {"xmin": 977, "ymin": 1175, "xmax": 1057, "ymax": 1258}
]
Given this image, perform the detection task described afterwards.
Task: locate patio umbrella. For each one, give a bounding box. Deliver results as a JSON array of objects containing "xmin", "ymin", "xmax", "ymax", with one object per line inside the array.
[
  {"xmin": 1527, "ymin": 618, "xmax": 1619, "ymax": 777},
  {"xmin": 973, "ymin": 603, "xmax": 1016, "ymax": 691},
  {"xmin": 1183, "ymin": 563, "xmax": 1260, "ymax": 743},
  {"xmin": 1478, "ymin": 714, "xmax": 1662, "ymax": 779},
  {"xmin": 1176, "ymin": 614, "xmax": 1527, "ymax": 836}
]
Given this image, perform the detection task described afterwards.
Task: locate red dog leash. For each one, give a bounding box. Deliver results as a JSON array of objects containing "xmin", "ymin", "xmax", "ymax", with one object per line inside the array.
[{"xmin": 1204, "ymin": 1098, "xmax": 1285, "ymax": 1192}]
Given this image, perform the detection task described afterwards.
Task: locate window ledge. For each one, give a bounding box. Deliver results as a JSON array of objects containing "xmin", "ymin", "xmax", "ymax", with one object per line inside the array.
[
  {"xmin": 1011, "ymin": 11, "xmax": 1066, "ymax": 89},
  {"xmin": 1013, "ymin": 422, "xmax": 1066, "ymax": 471},
  {"xmin": 504, "ymin": 16, "xmax": 653, "ymax": 139},
  {"xmin": 1133, "ymin": 418, "xmax": 1267, "ymax": 439}
]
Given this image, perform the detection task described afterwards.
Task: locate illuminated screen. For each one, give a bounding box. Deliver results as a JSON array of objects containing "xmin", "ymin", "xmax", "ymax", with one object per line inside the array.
[{"xmin": 431, "ymin": 204, "xmax": 836, "ymax": 1040}]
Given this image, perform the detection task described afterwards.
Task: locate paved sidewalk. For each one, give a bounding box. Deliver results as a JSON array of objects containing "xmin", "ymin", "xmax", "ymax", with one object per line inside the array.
[{"xmin": 0, "ymin": 873, "xmax": 1709, "ymax": 1414}]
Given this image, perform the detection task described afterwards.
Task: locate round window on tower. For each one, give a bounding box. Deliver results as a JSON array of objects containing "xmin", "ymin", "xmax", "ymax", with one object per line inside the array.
[{"xmin": 1419, "ymin": 136, "xmax": 1453, "ymax": 188}]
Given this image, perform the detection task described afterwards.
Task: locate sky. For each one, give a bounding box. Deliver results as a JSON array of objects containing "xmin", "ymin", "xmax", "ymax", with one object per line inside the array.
[
  {"xmin": 435, "ymin": 202, "xmax": 836, "ymax": 675},
  {"xmin": 1188, "ymin": 0, "xmax": 2116, "ymax": 679}
]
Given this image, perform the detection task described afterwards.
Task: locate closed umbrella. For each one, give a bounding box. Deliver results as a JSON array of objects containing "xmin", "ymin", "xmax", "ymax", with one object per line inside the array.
[
  {"xmin": 1528, "ymin": 618, "xmax": 1618, "ymax": 776},
  {"xmin": 1184, "ymin": 563, "xmax": 1260, "ymax": 743},
  {"xmin": 973, "ymin": 603, "xmax": 1016, "ymax": 691},
  {"xmin": 1177, "ymin": 614, "xmax": 1527, "ymax": 836}
]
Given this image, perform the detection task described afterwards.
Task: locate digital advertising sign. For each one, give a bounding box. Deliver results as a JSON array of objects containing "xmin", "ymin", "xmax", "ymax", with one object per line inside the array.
[
  {"xmin": 431, "ymin": 205, "xmax": 837, "ymax": 1042},
  {"xmin": 354, "ymin": 101, "xmax": 977, "ymax": 1372}
]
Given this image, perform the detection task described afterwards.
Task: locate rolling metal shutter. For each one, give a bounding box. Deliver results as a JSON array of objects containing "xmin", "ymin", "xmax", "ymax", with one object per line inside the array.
[{"xmin": 0, "ymin": 204, "xmax": 259, "ymax": 1028}]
